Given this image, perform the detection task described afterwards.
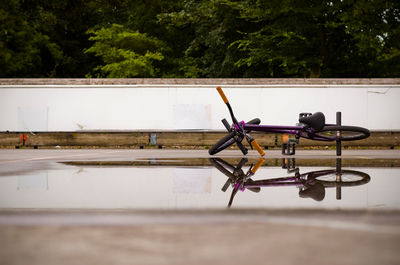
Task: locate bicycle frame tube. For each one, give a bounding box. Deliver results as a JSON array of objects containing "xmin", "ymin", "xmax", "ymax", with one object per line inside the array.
[
  {"xmin": 243, "ymin": 123, "xmax": 339, "ymax": 142},
  {"xmin": 243, "ymin": 124, "xmax": 301, "ymax": 135},
  {"xmin": 243, "ymin": 170, "xmax": 332, "ymax": 189},
  {"xmin": 244, "ymin": 177, "xmax": 299, "ymax": 188}
]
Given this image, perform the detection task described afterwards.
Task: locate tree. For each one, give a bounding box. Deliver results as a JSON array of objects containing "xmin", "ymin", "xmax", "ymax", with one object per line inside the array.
[
  {"xmin": 228, "ymin": 0, "xmax": 345, "ymax": 77},
  {"xmin": 87, "ymin": 0, "xmax": 183, "ymax": 77},
  {"xmin": 85, "ymin": 24, "xmax": 165, "ymax": 77},
  {"xmin": 229, "ymin": 0, "xmax": 400, "ymax": 77},
  {"xmin": 160, "ymin": 0, "xmax": 399, "ymax": 77},
  {"xmin": 337, "ymin": 0, "xmax": 400, "ymax": 77},
  {"xmin": 0, "ymin": 0, "xmax": 62, "ymax": 77},
  {"xmin": 1, "ymin": 0, "xmax": 398, "ymax": 78},
  {"xmin": 158, "ymin": 0, "xmax": 246, "ymax": 77}
]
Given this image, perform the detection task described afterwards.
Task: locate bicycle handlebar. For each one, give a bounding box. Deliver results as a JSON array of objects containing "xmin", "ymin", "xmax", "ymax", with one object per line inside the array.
[
  {"xmin": 251, "ymin": 158, "xmax": 265, "ymax": 174},
  {"xmin": 251, "ymin": 139, "xmax": 265, "ymax": 156},
  {"xmin": 214, "ymin": 86, "xmax": 265, "ymax": 157},
  {"xmin": 216, "ymin": 86, "xmax": 229, "ymax": 104}
]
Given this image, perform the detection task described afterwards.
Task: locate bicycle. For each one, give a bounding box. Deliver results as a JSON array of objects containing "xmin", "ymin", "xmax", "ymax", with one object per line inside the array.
[
  {"xmin": 210, "ymin": 157, "xmax": 371, "ymax": 208},
  {"xmin": 209, "ymin": 87, "xmax": 370, "ymax": 156}
]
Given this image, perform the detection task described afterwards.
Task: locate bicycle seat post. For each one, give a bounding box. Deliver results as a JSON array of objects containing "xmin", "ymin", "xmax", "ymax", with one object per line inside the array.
[
  {"xmin": 336, "ymin": 158, "xmax": 342, "ymax": 200},
  {"xmin": 336, "ymin": 112, "xmax": 342, "ymax": 156},
  {"xmin": 281, "ymin": 134, "xmax": 299, "ymax": 156}
]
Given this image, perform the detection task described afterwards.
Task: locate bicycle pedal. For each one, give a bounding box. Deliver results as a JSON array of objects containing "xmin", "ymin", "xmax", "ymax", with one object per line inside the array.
[
  {"xmin": 282, "ymin": 142, "xmax": 296, "ymax": 155},
  {"xmin": 221, "ymin": 118, "xmax": 231, "ymax": 131},
  {"xmin": 282, "ymin": 158, "xmax": 297, "ymax": 172}
]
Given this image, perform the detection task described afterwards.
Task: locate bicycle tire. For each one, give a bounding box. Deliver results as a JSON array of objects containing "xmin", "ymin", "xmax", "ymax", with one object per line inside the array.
[
  {"xmin": 307, "ymin": 169, "xmax": 370, "ymax": 187},
  {"xmin": 312, "ymin": 125, "xmax": 370, "ymax": 141},
  {"xmin": 209, "ymin": 158, "xmax": 236, "ymax": 179},
  {"xmin": 208, "ymin": 118, "xmax": 261, "ymax": 155},
  {"xmin": 209, "ymin": 131, "xmax": 236, "ymax": 155}
]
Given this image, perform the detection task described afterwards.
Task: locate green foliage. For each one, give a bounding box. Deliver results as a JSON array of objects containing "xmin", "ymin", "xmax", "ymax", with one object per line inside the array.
[
  {"xmin": 0, "ymin": 0, "xmax": 398, "ymax": 77},
  {"xmin": 229, "ymin": 0, "xmax": 324, "ymax": 77},
  {"xmin": 158, "ymin": 0, "xmax": 245, "ymax": 77},
  {"xmin": 87, "ymin": 0, "xmax": 184, "ymax": 77},
  {"xmin": 0, "ymin": 0, "xmax": 63, "ymax": 77},
  {"xmin": 85, "ymin": 24, "xmax": 165, "ymax": 77},
  {"xmin": 159, "ymin": 0, "xmax": 400, "ymax": 77},
  {"xmin": 338, "ymin": 0, "xmax": 400, "ymax": 77}
]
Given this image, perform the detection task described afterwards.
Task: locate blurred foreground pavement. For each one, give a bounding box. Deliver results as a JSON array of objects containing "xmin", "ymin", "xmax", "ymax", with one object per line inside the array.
[{"xmin": 0, "ymin": 209, "xmax": 399, "ymax": 265}]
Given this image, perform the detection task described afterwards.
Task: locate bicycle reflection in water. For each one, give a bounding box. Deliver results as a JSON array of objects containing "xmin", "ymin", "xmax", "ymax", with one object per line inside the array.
[{"xmin": 210, "ymin": 158, "xmax": 370, "ymax": 208}]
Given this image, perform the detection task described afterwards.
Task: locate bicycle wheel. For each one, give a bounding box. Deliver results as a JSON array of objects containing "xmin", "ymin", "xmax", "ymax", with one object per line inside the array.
[
  {"xmin": 209, "ymin": 131, "xmax": 236, "ymax": 155},
  {"xmin": 308, "ymin": 169, "xmax": 370, "ymax": 187},
  {"xmin": 313, "ymin": 125, "xmax": 370, "ymax": 141},
  {"xmin": 208, "ymin": 118, "xmax": 261, "ymax": 155},
  {"xmin": 209, "ymin": 158, "xmax": 237, "ymax": 178}
]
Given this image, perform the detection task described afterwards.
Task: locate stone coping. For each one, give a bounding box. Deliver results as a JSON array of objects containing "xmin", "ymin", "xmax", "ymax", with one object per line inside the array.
[{"xmin": 1, "ymin": 78, "xmax": 399, "ymax": 85}]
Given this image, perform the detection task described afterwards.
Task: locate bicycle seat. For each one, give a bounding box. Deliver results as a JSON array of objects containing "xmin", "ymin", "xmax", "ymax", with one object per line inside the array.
[
  {"xmin": 298, "ymin": 112, "xmax": 325, "ymax": 131},
  {"xmin": 298, "ymin": 182, "xmax": 325, "ymax": 201}
]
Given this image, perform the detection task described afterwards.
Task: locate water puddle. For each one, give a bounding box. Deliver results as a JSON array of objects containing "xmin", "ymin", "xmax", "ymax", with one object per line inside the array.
[{"xmin": 0, "ymin": 158, "xmax": 399, "ymax": 209}]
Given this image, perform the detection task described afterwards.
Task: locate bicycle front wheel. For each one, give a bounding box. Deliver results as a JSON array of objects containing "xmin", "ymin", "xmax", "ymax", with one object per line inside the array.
[
  {"xmin": 209, "ymin": 131, "xmax": 236, "ymax": 155},
  {"xmin": 208, "ymin": 118, "xmax": 261, "ymax": 155},
  {"xmin": 313, "ymin": 126, "xmax": 370, "ymax": 141}
]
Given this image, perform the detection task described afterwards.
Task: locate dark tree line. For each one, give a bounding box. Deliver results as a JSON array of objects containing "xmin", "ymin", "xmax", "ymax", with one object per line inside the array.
[{"xmin": 1, "ymin": 0, "xmax": 399, "ymax": 78}]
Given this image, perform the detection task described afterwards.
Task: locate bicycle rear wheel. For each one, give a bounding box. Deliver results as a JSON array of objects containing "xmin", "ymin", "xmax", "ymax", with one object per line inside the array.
[
  {"xmin": 313, "ymin": 125, "xmax": 370, "ymax": 141},
  {"xmin": 308, "ymin": 169, "xmax": 370, "ymax": 187}
]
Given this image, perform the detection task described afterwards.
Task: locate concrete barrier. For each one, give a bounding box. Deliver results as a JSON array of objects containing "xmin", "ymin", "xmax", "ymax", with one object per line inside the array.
[
  {"xmin": 0, "ymin": 79, "xmax": 399, "ymax": 149},
  {"xmin": 1, "ymin": 78, "xmax": 400, "ymax": 132},
  {"xmin": 1, "ymin": 131, "xmax": 398, "ymax": 149}
]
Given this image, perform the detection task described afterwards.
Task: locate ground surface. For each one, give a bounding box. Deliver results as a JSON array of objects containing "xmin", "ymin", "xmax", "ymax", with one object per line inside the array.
[
  {"xmin": 1, "ymin": 149, "xmax": 400, "ymax": 176},
  {"xmin": 1, "ymin": 149, "xmax": 399, "ymax": 265}
]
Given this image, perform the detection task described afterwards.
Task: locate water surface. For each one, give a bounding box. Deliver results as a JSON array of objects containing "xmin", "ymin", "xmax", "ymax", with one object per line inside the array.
[{"xmin": 0, "ymin": 158, "xmax": 398, "ymax": 210}]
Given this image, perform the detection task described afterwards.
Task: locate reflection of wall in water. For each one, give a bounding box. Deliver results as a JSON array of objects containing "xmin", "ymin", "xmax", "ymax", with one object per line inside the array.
[
  {"xmin": 18, "ymin": 172, "xmax": 48, "ymax": 190},
  {"xmin": 173, "ymin": 168, "xmax": 212, "ymax": 193},
  {"xmin": 0, "ymin": 167, "xmax": 398, "ymax": 209}
]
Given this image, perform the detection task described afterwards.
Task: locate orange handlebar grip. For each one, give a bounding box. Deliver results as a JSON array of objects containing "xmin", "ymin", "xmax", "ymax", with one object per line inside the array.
[
  {"xmin": 251, "ymin": 139, "xmax": 265, "ymax": 156},
  {"xmin": 251, "ymin": 158, "xmax": 265, "ymax": 174},
  {"xmin": 216, "ymin": 86, "xmax": 229, "ymax": 104}
]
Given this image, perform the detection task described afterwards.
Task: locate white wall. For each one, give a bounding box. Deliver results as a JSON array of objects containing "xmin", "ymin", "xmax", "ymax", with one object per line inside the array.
[{"xmin": 0, "ymin": 84, "xmax": 399, "ymax": 131}]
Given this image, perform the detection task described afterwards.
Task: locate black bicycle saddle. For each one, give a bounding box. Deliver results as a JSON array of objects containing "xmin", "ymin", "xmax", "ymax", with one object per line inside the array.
[
  {"xmin": 298, "ymin": 112, "xmax": 325, "ymax": 131},
  {"xmin": 298, "ymin": 182, "xmax": 325, "ymax": 201}
]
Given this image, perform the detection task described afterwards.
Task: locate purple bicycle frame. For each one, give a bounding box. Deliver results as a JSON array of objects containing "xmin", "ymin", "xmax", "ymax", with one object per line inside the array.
[
  {"xmin": 242, "ymin": 170, "xmax": 333, "ymax": 189},
  {"xmin": 243, "ymin": 175, "xmax": 303, "ymax": 189},
  {"xmin": 243, "ymin": 123, "xmax": 338, "ymax": 142}
]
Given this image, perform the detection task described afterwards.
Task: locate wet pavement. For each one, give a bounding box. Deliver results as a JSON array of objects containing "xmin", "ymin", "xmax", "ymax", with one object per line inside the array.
[
  {"xmin": 0, "ymin": 149, "xmax": 399, "ymax": 210},
  {"xmin": 0, "ymin": 149, "xmax": 400, "ymax": 264}
]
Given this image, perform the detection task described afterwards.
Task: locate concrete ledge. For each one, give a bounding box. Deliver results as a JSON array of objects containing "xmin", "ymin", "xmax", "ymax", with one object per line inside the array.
[
  {"xmin": 1, "ymin": 78, "xmax": 399, "ymax": 85},
  {"xmin": 60, "ymin": 157, "xmax": 400, "ymax": 167},
  {"xmin": 1, "ymin": 131, "xmax": 399, "ymax": 149}
]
